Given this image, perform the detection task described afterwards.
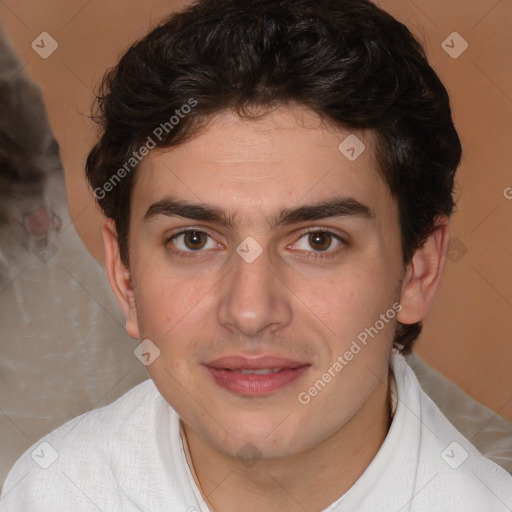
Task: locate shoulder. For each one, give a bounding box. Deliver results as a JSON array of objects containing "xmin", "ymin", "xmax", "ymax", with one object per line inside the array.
[
  {"xmin": 0, "ymin": 379, "xmax": 170, "ymax": 511},
  {"xmin": 400, "ymin": 355, "xmax": 512, "ymax": 510}
]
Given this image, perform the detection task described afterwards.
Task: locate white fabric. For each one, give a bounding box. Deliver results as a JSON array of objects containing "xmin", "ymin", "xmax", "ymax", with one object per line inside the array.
[
  {"xmin": 1, "ymin": 348, "xmax": 511, "ymax": 511},
  {"xmin": 0, "ymin": 21, "xmax": 148, "ymax": 486},
  {"xmin": 405, "ymin": 352, "xmax": 512, "ymax": 473}
]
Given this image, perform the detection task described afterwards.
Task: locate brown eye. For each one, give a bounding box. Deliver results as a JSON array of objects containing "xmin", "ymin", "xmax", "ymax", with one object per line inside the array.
[
  {"xmin": 168, "ymin": 230, "xmax": 216, "ymax": 254},
  {"xmin": 291, "ymin": 229, "xmax": 345, "ymax": 259},
  {"xmin": 183, "ymin": 231, "xmax": 208, "ymax": 250},
  {"xmin": 308, "ymin": 232, "xmax": 333, "ymax": 251}
]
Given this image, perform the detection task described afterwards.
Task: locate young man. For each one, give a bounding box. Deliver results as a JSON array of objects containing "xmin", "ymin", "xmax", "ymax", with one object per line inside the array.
[{"xmin": 1, "ymin": 0, "xmax": 511, "ymax": 510}]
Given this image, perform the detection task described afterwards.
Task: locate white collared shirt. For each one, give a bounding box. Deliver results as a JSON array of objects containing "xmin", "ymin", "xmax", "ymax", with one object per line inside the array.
[{"xmin": 1, "ymin": 349, "xmax": 511, "ymax": 511}]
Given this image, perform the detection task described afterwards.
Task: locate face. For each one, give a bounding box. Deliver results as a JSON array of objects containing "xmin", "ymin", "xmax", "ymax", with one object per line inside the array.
[{"xmin": 115, "ymin": 105, "xmax": 408, "ymax": 460}]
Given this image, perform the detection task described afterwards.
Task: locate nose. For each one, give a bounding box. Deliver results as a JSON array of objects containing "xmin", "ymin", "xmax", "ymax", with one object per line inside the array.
[{"xmin": 216, "ymin": 242, "xmax": 292, "ymax": 337}]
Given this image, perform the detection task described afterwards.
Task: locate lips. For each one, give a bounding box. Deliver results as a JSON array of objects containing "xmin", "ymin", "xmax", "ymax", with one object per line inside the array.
[
  {"xmin": 203, "ymin": 355, "xmax": 310, "ymax": 396},
  {"xmin": 206, "ymin": 355, "xmax": 307, "ymax": 370}
]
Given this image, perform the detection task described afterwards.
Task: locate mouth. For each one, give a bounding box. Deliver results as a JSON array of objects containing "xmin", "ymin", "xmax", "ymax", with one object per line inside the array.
[{"xmin": 203, "ymin": 355, "xmax": 311, "ymax": 396}]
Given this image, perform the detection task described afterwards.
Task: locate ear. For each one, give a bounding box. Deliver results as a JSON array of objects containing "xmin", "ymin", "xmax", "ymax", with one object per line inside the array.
[
  {"xmin": 102, "ymin": 218, "xmax": 140, "ymax": 339},
  {"xmin": 397, "ymin": 216, "xmax": 450, "ymax": 325}
]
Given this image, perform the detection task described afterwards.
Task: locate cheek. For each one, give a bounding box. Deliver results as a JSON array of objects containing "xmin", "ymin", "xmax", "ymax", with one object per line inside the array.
[
  {"xmin": 133, "ymin": 269, "xmax": 206, "ymax": 345},
  {"xmin": 290, "ymin": 259, "xmax": 396, "ymax": 333},
  {"xmin": 134, "ymin": 273, "xmax": 207, "ymax": 401}
]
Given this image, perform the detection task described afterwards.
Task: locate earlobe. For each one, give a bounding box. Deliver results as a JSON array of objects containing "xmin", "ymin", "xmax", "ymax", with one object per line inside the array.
[
  {"xmin": 102, "ymin": 219, "xmax": 140, "ymax": 339},
  {"xmin": 397, "ymin": 216, "xmax": 450, "ymax": 325}
]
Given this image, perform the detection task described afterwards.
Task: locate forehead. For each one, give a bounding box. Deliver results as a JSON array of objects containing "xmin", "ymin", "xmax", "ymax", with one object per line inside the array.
[{"xmin": 131, "ymin": 105, "xmax": 395, "ymax": 227}]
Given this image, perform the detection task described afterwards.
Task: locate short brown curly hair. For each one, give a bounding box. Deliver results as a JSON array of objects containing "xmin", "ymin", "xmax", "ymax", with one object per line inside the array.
[{"xmin": 85, "ymin": 0, "xmax": 462, "ymax": 353}]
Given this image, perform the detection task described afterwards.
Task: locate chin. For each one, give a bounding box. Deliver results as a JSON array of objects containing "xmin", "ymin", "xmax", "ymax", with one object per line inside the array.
[{"xmin": 213, "ymin": 412, "xmax": 306, "ymax": 456}]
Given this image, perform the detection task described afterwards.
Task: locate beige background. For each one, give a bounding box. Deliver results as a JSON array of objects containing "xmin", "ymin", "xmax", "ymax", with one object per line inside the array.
[{"xmin": 1, "ymin": 0, "xmax": 511, "ymax": 422}]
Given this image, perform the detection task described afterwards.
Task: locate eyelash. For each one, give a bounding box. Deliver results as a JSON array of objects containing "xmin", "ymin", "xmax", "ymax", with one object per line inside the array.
[{"xmin": 165, "ymin": 228, "xmax": 346, "ymax": 260}]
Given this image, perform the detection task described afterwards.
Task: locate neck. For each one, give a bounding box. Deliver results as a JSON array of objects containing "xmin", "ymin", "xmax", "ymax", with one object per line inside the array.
[{"xmin": 182, "ymin": 369, "xmax": 393, "ymax": 512}]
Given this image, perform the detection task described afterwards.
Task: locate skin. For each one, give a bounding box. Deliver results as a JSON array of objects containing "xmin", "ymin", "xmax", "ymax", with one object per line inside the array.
[{"xmin": 103, "ymin": 104, "xmax": 450, "ymax": 512}]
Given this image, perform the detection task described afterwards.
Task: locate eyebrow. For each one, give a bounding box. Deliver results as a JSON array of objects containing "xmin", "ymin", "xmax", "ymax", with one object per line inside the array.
[{"xmin": 142, "ymin": 195, "xmax": 374, "ymax": 230}]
